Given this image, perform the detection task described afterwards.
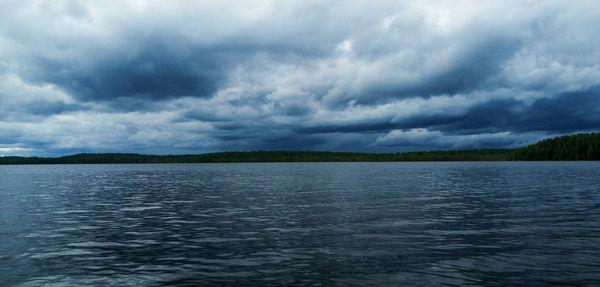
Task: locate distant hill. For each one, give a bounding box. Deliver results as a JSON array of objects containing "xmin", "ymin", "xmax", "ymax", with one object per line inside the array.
[{"xmin": 1, "ymin": 133, "xmax": 599, "ymax": 164}]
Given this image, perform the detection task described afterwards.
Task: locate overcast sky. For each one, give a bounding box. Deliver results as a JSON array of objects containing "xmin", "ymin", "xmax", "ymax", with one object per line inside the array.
[{"xmin": 1, "ymin": 0, "xmax": 599, "ymax": 156}]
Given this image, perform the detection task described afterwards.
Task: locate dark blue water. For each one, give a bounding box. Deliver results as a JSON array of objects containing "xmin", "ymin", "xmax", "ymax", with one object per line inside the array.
[{"xmin": 1, "ymin": 162, "xmax": 599, "ymax": 286}]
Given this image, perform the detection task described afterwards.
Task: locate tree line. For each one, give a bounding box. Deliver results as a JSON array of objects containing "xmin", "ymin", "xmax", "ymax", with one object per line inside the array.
[{"xmin": 1, "ymin": 133, "xmax": 599, "ymax": 164}]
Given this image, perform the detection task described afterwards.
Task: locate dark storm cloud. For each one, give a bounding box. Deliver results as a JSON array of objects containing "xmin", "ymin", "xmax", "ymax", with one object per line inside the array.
[
  {"xmin": 223, "ymin": 133, "xmax": 329, "ymax": 151},
  {"xmin": 21, "ymin": 100, "xmax": 86, "ymax": 117},
  {"xmin": 355, "ymin": 37, "xmax": 522, "ymax": 105},
  {"xmin": 27, "ymin": 38, "xmax": 224, "ymax": 102},
  {"xmin": 1, "ymin": 1, "xmax": 600, "ymax": 155},
  {"xmin": 376, "ymin": 86, "xmax": 600, "ymax": 151},
  {"xmin": 0, "ymin": 128, "xmax": 22, "ymax": 145},
  {"xmin": 296, "ymin": 122, "xmax": 397, "ymax": 134},
  {"xmin": 427, "ymin": 86, "xmax": 600, "ymax": 135},
  {"xmin": 517, "ymin": 88, "xmax": 600, "ymax": 133},
  {"xmin": 418, "ymin": 39, "xmax": 521, "ymax": 95}
]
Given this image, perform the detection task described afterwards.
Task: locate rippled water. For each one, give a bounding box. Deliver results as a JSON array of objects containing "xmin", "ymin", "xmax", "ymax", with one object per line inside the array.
[{"xmin": 1, "ymin": 162, "xmax": 599, "ymax": 286}]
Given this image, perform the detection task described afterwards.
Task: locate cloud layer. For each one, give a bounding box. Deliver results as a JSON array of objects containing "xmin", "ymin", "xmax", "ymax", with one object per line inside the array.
[{"xmin": 1, "ymin": 0, "xmax": 599, "ymax": 156}]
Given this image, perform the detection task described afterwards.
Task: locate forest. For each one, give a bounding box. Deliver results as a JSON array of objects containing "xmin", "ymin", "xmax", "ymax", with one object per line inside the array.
[{"xmin": 1, "ymin": 133, "xmax": 599, "ymax": 164}]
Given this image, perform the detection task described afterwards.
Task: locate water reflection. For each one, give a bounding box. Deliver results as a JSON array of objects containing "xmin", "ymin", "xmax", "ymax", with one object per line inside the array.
[{"xmin": 1, "ymin": 162, "xmax": 599, "ymax": 286}]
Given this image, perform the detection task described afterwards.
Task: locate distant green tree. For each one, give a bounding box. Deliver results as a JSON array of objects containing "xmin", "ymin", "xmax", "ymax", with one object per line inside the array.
[{"xmin": 2, "ymin": 133, "xmax": 599, "ymax": 164}]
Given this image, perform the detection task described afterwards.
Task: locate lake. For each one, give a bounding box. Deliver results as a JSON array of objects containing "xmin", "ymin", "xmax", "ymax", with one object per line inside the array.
[{"xmin": 1, "ymin": 162, "xmax": 599, "ymax": 286}]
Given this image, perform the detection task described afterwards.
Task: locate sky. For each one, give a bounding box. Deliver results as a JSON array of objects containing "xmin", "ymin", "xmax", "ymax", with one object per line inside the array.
[{"xmin": 1, "ymin": 0, "xmax": 599, "ymax": 156}]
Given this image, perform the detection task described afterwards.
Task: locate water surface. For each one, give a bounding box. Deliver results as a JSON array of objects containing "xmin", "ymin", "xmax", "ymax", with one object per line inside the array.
[{"xmin": 1, "ymin": 162, "xmax": 599, "ymax": 286}]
